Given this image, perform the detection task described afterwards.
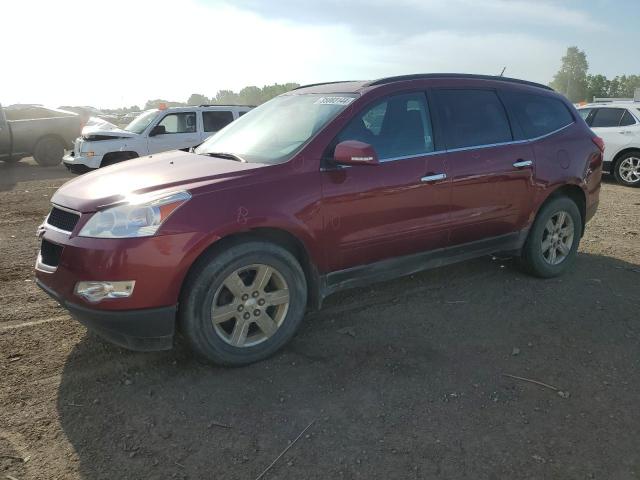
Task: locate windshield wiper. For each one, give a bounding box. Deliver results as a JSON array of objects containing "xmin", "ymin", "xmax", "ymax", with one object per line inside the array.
[{"xmin": 200, "ymin": 152, "xmax": 246, "ymax": 163}]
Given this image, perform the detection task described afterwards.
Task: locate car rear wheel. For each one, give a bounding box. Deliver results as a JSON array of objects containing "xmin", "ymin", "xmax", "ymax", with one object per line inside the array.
[
  {"xmin": 613, "ymin": 153, "xmax": 640, "ymax": 187},
  {"xmin": 179, "ymin": 241, "xmax": 307, "ymax": 366},
  {"xmin": 33, "ymin": 136, "xmax": 65, "ymax": 166},
  {"xmin": 519, "ymin": 196, "xmax": 582, "ymax": 278}
]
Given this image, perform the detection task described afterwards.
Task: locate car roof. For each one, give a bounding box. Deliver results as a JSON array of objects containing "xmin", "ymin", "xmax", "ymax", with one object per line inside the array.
[
  {"xmin": 580, "ymin": 101, "xmax": 640, "ymax": 109},
  {"xmin": 290, "ymin": 73, "xmax": 552, "ymax": 95}
]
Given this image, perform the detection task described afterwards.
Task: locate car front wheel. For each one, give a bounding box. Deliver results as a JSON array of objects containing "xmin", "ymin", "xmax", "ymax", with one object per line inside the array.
[
  {"xmin": 519, "ymin": 196, "xmax": 582, "ymax": 278},
  {"xmin": 179, "ymin": 241, "xmax": 307, "ymax": 366}
]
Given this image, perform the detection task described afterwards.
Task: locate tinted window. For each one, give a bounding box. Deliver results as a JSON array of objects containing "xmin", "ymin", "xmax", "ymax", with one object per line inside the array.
[
  {"xmin": 157, "ymin": 112, "xmax": 196, "ymax": 134},
  {"xmin": 337, "ymin": 92, "xmax": 434, "ymax": 160},
  {"xmin": 577, "ymin": 108, "xmax": 592, "ymax": 121},
  {"xmin": 502, "ymin": 91, "xmax": 573, "ymax": 139},
  {"xmin": 620, "ymin": 110, "xmax": 636, "ymax": 126},
  {"xmin": 591, "ymin": 108, "xmax": 625, "ymax": 128},
  {"xmin": 435, "ymin": 89, "xmax": 511, "ymax": 149},
  {"xmin": 203, "ymin": 111, "xmax": 234, "ymax": 132}
]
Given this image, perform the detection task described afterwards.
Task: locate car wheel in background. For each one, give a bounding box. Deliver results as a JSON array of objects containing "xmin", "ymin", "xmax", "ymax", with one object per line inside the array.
[
  {"xmin": 519, "ymin": 196, "xmax": 582, "ymax": 278},
  {"xmin": 33, "ymin": 136, "xmax": 65, "ymax": 166},
  {"xmin": 179, "ymin": 241, "xmax": 307, "ymax": 366},
  {"xmin": 613, "ymin": 153, "xmax": 640, "ymax": 187}
]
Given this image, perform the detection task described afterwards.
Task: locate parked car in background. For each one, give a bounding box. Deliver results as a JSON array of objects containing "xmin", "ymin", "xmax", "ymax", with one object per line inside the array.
[
  {"xmin": 62, "ymin": 105, "xmax": 253, "ymax": 173},
  {"xmin": 36, "ymin": 74, "xmax": 602, "ymax": 365},
  {"xmin": 0, "ymin": 104, "xmax": 82, "ymax": 166},
  {"xmin": 578, "ymin": 102, "xmax": 640, "ymax": 186}
]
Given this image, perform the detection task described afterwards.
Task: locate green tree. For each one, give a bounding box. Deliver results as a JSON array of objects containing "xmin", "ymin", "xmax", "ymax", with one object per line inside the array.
[
  {"xmin": 238, "ymin": 86, "xmax": 262, "ymax": 105},
  {"xmin": 187, "ymin": 93, "xmax": 210, "ymax": 105},
  {"xmin": 549, "ymin": 46, "xmax": 589, "ymax": 102},
  {"xmin": 585, "ymin": 74, "xmax": 610, "ymax": 101},
  {"xmin": 212, "ymin": 90, "xmax": 240, "ymax": 105}
]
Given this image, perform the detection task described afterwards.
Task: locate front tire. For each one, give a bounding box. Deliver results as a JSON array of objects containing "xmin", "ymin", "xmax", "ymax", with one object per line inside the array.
[
  {"xmin": 179, "ymin": 241, "xmax": 307, "ymax": 366},
  {"xmin": 33, "ymin": 136, "xmax": 65, "ymax": 166},
  {"xmin": 613, "ymin": 153, "xmax": 640, "ymax": 187},
  {"xmin": 520, "ymin": 196, "xmax": 582, "ymax": 278}
]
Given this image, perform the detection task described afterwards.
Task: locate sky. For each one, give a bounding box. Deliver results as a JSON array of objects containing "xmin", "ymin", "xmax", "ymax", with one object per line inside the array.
[{"xmin": 1, "ymin": 0, "xmax": 637, "ymax": 109}]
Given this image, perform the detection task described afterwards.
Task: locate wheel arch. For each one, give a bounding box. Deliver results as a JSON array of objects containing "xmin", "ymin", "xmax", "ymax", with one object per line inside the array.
[
  {"xmin": 101, "ymin": 150, "xmax": 139, "ymax": 167},
  {"xmin": 611, "ymin": 147, "xmax": 640, "ymax": 171},
  {"xmin": 180, "ymin": 227, "xmax": 323, "ymax": 313},
  {"xmin": 536, "ymin": 184, "xmax": 587, "ymax": 235}
]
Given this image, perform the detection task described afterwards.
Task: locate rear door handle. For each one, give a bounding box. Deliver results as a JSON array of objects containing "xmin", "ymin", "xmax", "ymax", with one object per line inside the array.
[
  {"xmin": 421, "ymin": 173, "xmax": 446, "ymax": 183},
  {"xmin": 513, "ymin": 160, "xmax": 533, "ymax": 168}
]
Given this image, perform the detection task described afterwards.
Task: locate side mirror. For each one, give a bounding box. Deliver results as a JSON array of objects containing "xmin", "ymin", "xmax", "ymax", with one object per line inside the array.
[
  {"xmin": 149, "ymin": 124, "xmax": 166, "ymax": 136},
  {"xmin": 334, "ymin": 140, "xmax": 379, "ymax": 166}
]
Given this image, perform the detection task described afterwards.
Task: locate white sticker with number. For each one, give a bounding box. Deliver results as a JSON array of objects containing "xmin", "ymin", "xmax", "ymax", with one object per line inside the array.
[{"xmin": 314, "ymin": 96, "xmax": 355, "ymax": 106}]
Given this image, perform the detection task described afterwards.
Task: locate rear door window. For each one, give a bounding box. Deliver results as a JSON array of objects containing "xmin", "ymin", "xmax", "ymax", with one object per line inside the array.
[
  {"xmin": 337, "ymin": 92, "xmax": 435, "ymax": 160},
  {"xmin": 590, "ymin": 108, "xmax": 625, "ymax": 128},
  {"xmin": 203, "ymin": 111, "xmax": 234, "ymax": 132},
  {"xmin": 501, "ymin": 91, "xmax": 574, "ymax": 139},
  {"xmin": 434, "ymin": 89, "xmax": 512, "ymax": 149}
]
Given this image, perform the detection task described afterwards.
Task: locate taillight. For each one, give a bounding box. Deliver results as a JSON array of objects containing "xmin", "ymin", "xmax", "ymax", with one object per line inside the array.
[{"xmin": 592, "ymin": 136, "xmax": 605, "ymax": 153}]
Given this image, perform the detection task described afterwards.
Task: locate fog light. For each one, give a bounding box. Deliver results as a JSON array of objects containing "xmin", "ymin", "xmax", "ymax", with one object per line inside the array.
[{"xmin": 75, "ymin": 281, "xmax": 135, "ymax": 303}]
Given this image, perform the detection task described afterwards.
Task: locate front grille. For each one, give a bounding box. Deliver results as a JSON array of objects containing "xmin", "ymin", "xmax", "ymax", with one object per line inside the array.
[
  {"xmin": 47, "ymin": 206, "xmax": 80, "ymax": 233},
  {"xmin": 40, "ymin": 239, "xmax": 63, "ymax": 267}
]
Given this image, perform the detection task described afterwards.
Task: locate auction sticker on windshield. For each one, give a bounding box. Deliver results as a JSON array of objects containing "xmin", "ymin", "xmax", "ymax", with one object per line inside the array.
[{"xmin": 314, "ymin": 96, "xmax": 355, "ymax": 106}]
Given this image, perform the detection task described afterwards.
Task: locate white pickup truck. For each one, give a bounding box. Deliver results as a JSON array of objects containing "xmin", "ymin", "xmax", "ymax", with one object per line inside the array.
[{"xmin": 63, "ymin": 105, "xmax": 253, "ymax": 173}]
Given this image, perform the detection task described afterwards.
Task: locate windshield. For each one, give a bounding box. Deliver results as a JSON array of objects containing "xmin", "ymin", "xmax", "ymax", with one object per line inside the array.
[
  {"xmin": 124, "ymin": 110, "xmax": 158, "ymax": 134},
  {"xmin": 195, "ymin": 94, "xmax": 356, "ymax": 163}
]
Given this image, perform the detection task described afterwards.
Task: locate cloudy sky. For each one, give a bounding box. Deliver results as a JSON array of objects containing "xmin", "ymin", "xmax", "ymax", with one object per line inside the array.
[{"xmin": 2, "ymin": 0, "xmax": 637, "ymax": 108}]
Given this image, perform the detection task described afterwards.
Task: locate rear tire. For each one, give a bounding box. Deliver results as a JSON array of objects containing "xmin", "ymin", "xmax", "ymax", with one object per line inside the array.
[
  {"xmin": 613, "ymin": 152, "xmax": 640, "ymax": 187},
  {"xmin": 519, "ymin": 196, "xmax": 582, "ymax": 278},
  {"xmin": 33, "ymin": 136, "xmax": 65, "ymax": 166},
  {"xmin": 179, "ymin": 241, "xmax": 307, "ymax": 366}
]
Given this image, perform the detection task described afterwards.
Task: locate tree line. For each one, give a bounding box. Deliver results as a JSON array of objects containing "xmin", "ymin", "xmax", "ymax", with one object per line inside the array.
[
  {"xmin": 550, "ymin": 46, "xmax": 640, "ymax": 103},
  {"xmin": 144, "ymin": 83, "xmax": 300, "ymax": 110}
]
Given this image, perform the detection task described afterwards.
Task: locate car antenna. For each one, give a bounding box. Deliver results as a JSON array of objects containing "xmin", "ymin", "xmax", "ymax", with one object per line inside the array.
[{"xmin": 498, "ymin": 66, "xmax": 506, "ymax": 77}]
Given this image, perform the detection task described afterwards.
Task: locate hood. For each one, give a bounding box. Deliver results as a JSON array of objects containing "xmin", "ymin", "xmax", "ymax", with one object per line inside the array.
[
  {"xmin": 52, "ymin": 150, "xmax": 265, "ymax": 212},
  {"xmin": 81, "ymin": 124, "xmax": 137, "ymax": 139}
]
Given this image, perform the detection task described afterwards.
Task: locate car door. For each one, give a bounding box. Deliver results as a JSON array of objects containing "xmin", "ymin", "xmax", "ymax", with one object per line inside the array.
[
  {"xmin": 432, "ymin": 88, "xmax": 535, "ymax": 246},
  {"xmin": 321, "ymin": 92, "xmax": 450, "ymax": 272},
  {"xmin": 147, "ymin": 111, "xmax": 200, "ymax": 154},
  {"xmin": 585, "ymin": 108, "xmax": 637, "ymax": 166}
]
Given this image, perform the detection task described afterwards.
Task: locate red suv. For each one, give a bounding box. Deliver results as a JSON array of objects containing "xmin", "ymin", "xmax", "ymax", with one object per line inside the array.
[{"xmin": 35, "ymin": 74, "xmax": 602, "ymax": 365}]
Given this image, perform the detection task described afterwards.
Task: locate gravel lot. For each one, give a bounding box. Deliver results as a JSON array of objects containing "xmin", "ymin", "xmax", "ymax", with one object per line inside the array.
[{"xmin": 1, "ymin": 159, "xmax": 639, "ymax": 480}]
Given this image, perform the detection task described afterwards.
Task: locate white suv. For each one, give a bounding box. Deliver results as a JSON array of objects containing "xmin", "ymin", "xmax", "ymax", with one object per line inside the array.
[
  {"xmin": 63, "ymin": 105, "xmax": 253, "ymax": 173},
  {"xmin": 578, "ymin": 102, "xmax": 640, "ymax": 186}
]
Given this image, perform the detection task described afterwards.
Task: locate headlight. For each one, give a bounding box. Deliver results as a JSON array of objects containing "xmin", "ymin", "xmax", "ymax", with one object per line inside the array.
[{"xmin": 78, "ymin": 191, "xmax": 191, "ymax": 238}]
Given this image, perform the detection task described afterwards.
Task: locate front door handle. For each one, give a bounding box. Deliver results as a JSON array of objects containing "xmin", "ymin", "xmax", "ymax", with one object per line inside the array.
[
  {"xmin": 421, "ymin": 173, "xmax": 447, "ymax": 183},
  {"xmin": 513, "ymin": 160, "xmax": 533, "ymax": 168}
]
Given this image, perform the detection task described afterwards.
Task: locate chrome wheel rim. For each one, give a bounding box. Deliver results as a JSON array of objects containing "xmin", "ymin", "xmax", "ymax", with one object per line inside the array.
[
  {"xmin": 211, "ymin": 264, "xmax": 290, "ymax": 347},
  {"xmin": 541, "ymin": 211, "xmax": 574, "ymax": 265},
  {"xmin": 619, "ymin": 157, "xmax": 640, "ymax": 184}
]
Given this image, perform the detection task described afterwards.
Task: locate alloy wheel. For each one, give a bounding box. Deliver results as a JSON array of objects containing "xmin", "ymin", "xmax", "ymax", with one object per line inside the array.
[
  {"xmin": 618, "ymin": 157, "xmax": 640, "ymax": 184},
  {"xmin": 541, "ymin": 211, "xmax": 574, "ymax": 266},
  {"xmin": 211, "ymin": 264, "xmax": 290, "ymax": 347}
]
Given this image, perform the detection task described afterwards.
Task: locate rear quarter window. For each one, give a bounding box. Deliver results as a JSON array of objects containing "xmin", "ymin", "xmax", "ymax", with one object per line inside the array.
[{"xmin": 502, "ymin": 91, "xmax": 574, "ymax": 139}]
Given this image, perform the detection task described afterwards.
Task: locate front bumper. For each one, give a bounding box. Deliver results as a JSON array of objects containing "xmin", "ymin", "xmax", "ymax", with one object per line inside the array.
[
  {"xmin": 37, "ymin": 278, "xmax": 176, "ymax": 351},
  {"xmin": 63, "ymin": 152, "xmax": 103, "ymax": 170}
]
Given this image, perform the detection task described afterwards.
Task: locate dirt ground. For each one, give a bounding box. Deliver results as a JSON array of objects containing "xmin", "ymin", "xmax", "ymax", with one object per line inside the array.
[{"xmin": 1, "ymin": 158, "xmax": 639, "ymax": 480}]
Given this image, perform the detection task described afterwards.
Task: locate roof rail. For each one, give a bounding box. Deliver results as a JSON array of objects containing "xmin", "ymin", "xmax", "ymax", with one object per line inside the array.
[
  {"xmin": 198, "ymin": 104, "xmax": 256, "ymax": 108},
  {"xmin": 292, "ymin": 80, "xmax": 359, "ymax": 90},
  {"xmin": 367, "ymin": 73, "xmax": 553, "ymax": 91}
]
